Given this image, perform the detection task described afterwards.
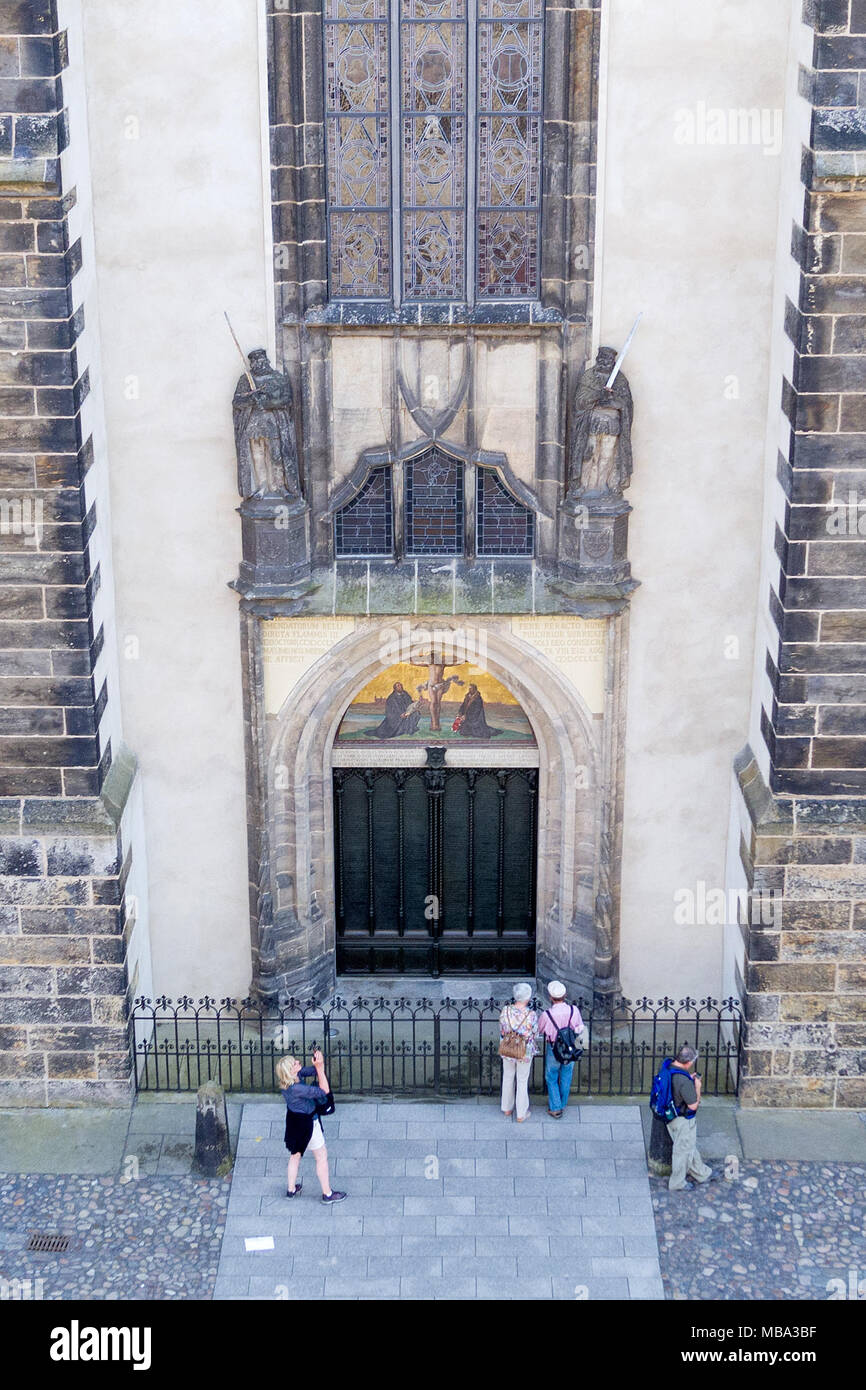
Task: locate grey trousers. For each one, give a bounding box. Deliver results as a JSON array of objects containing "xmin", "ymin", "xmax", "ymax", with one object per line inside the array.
[{"xmin": 666, "ymin": 1115, "xmax": 712, "ymax": 1191}]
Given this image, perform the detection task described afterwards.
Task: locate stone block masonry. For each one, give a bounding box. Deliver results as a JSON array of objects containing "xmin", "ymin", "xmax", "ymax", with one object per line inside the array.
[
  {"xmin": 0, "ymin": 1, "xmax": 135, "ymax": 1104},
  {"xmin": 736, "ymin": 0, "xmax": 866, "ymax": 1106}
]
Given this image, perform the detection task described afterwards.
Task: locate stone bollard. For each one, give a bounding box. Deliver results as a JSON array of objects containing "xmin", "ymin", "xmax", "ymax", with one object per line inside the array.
[
  {"xmin": 647, "ymin": 1109, "xmax": 673, "ymax": 1177},
  {"xmin": 192, "ymin": 1079, "xmax": 231, "ymax": 1177}
]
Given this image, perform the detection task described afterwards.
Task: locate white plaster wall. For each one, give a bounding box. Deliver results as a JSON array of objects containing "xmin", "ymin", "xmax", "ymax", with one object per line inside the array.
[
  {"xmin": 78, "ymin": 1, "xmax": 270, "ymax": 997},
  {"xmin": 59, "ymin": 1, "xmax": 154, "ymax": 1004},
  {"xmin": 600, "ymin": 0, "xmax": 794, "ymax": 998}
]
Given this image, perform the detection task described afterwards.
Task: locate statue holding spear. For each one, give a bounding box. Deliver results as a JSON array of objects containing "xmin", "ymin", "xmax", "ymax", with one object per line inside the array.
[
  {"xmin": 227, "ymin": 313, "xmax": 302, "ymax": 501},
  {"xmin": 566, "ymin": 315, "xmax": 641, "ymax": 502}
]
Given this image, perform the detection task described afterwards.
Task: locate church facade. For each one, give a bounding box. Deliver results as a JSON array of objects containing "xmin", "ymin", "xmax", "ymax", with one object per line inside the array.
[{"xmin": 1, "ymin": 0, "xmax": 865, "ymax": 1107}]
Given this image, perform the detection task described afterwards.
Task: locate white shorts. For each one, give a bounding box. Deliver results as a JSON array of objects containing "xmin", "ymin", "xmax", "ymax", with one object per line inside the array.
[{"xmin": 308, "ymin": 1118, "xmax": 326, "ymax": 1152}]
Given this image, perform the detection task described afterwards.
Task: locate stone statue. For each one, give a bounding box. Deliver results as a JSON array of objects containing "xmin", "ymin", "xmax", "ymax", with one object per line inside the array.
[
  {"xmin": 233, "ymin": 347, "xmax": 302, "ymax": 500},
  {"xmin": 566, "ymin": 346, "xmax": 634, "ymax": 500}
]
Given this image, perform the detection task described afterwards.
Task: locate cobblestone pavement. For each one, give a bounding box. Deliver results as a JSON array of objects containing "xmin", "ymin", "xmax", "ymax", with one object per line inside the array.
[
  {"xmin": 0, "ymin": 1173, "xmax": 230, "ymax": 1300},
  {"xmin": 215, "ymin": 1099, "xmax": 663, "ymax": 1301},
  {"xmin": 652, "ymin": 1161, "xmax": 866, "ymax": 1301}
]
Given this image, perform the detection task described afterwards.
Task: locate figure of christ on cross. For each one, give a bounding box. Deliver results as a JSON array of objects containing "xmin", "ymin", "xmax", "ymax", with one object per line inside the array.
[{"xmin": 410, "ymin": 652, "xmax": 465, "ymax": 733}]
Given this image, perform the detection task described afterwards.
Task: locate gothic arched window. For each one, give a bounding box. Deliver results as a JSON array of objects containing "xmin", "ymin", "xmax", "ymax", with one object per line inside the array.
[
  {"xmin": 334, "ymin": 466, "xmax": 394, "ymax": 555},
  {"xmin": 476, "ymin": 466, "xmax": 534, "ymax": 555},
  {"xmin": 405, "ymin": 446, "xmax": 464, "ymax": 554},
  {"xmin": 323, "ymin": 0, "xmax": 544, "ymax": 304},
  {"xmin": 333, "ymin": 448, "xmax": 533, "ymax": 558}
]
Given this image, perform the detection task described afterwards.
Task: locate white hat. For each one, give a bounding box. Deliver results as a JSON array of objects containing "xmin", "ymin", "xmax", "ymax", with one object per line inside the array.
[{"xmin": 547, "ymin": 980, "xmax": 567, "ymax": 999}]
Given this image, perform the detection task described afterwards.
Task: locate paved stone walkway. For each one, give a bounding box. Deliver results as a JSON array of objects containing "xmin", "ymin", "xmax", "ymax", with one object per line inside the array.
[
  {"xmin": 652, "ymin": 1160, "xmax": 866, "ymax": 1301},
  {"xmin": 215, "ymin": 1099, "xmax": 663, "ymax": 1300},
  {"xmin": 0, "ymin": 1173, "xmax": 229, "ymax": 1299}
]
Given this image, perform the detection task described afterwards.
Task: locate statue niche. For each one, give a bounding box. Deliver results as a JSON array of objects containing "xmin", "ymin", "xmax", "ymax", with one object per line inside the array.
[{"xmin": 233, "ymin": 347, "xmax": 302, "ymax": 501}]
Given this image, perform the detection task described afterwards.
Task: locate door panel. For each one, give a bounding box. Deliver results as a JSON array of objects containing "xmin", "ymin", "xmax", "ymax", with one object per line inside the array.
[{"xmin": 334, "ymin": 766, "xmax": 537, "ymax": 976}]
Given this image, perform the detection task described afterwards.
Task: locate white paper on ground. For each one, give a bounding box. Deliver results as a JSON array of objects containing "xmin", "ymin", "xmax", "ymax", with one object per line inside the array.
[{"xmin": 244, "ymin": 1236, "xmax": 275, "ymax": 1251}]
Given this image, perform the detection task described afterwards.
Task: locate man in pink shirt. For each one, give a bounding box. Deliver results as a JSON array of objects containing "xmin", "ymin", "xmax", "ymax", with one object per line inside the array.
[{"xmin": 537, "ymin": 980, "xmax": 586, "ymax": 1117}]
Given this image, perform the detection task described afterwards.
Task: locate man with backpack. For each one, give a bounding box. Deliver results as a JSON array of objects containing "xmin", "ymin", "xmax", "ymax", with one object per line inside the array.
[
  {"xmin": 537, "ymin": 980, "xmax": 587, "ymax": 1117},
  {"xmin": 651, "ymin": 1044, "xmax": 713, "ymax": 1191}
]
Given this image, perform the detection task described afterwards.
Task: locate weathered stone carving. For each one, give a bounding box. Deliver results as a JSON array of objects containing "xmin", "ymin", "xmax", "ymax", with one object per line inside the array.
[
  {"xmin": 593, "ymin": 826, "xmax": 617, "ymax": 1008},
  {"xmin": 233, "ymin": 348, "xmax": 302, "ymax": 500},
  {"xmin": 566, "ymin": 346, "xmax": 634, "ymax": 501},
  {"xmin": 192, "ymin": 1079, "xmax": 231, "ymax": 1176}
]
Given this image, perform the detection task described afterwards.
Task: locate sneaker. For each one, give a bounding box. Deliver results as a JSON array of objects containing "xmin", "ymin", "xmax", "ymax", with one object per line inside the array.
[
  {"xmin": 321, "ymin": 1190, "xmax": 347, "ymax": 1204},
  {"xmin": 286, "ymin": 1180, "xmax": 303, "ymax": 1198}
]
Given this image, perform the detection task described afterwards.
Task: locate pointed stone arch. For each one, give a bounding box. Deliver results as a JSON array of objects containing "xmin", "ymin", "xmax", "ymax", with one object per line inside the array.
[{"xmin": 248, "ymin": 618, "xmax": 624, "ymax": 1005}]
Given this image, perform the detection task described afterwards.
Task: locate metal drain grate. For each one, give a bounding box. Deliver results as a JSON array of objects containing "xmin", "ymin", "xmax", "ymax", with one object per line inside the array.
[{"xmin": 26, "ymin": 1232, "xmax": 71, "ymax": 1254}]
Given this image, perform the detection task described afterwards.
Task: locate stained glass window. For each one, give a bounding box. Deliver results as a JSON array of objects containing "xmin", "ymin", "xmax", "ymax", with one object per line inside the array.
[
  {"xmin": 476, "ymin": 467, "xmax": 534, "ymax": 555},
  {"xmin": 405, "ymin": 447, "xmax": 464, "ymax": 554},
  {"xmin": 335, "ymin": 467, "xmax": 394, "ymax": 554},
  {"xmin": 401, "ymin": 0, "xmax": 467, "ymax": 300},
  {"xmin": 322, "ymin": 0, "xmax": 544, "ymax": 303},
  {"xmin": 324, "ymin": 0, "xmax": 392, "ymax": 298},
  {"xmin": 476, "ymin": 0, "xmax": 543, "ymax": 298}
]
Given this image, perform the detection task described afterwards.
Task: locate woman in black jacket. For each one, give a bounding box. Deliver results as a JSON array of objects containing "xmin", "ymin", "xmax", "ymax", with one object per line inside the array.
[{"xmin": 275, "ymin": 1049, "xmax": 347, "ymax": 1203}]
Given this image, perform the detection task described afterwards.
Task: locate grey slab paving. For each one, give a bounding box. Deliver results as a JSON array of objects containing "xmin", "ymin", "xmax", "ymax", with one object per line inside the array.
[
  {"xmin": 577, "ymin": 1105, "xmax": 642, "ymax": 1123},
  {"xmin": 334, "ymin": 1156, "xmax": 406, "ymax": 1176},
  {"xmin": 628, "ymin": 1276, "xmax": 665, "ymax": 1300},
  {"xmin": 552, "ymin": 1275, "xmax": 629, "ymax": 1300},
  {"xmin": 476, "ymin": 1195, "xmax": 548, "ymax": 1215},
  {"xmin": 374, "ymin": 1104, "xmax": 447, "ymax": 1120},
  {"xmin": 325, "ymin": 1276, "xmax": 401, "ymax": 1298},
  {"xmin": 736, "ymin": 1108, "xmax": 866, "ymax": 1161},
  {"xmin": 403, "ymin": 1277, "xmax": 477, "ymax": 1299},
  {"xmin": 0, "ymin": 1106, "xmax": 131, "ymax": 1175},
  {"xmin": 214, "ymin": 1098, "xmax": 662, "ymax": 1301},
  {"xmin": 401, "ymin": 1235, "xmax": 475, "ymax": 1256},
  {"xmin": 213, "ymin": 1276, "xmax": 252, "ymax": 1299},
  {"xmin": 436, "ymin": 1140, "xmax": 506, "ymax": 1159},
  {"xmin": 362, "ymin": 1216, "xmax": 436, "ymax": 1235},
  {"xmin": 404, "ymin": 1195, "xmax": 476, "ymax": 1215},
  {"xmin": 478, "ymin": 1276, "xmax": 555, "ymax": 1300},
  {"xmin": 406, "ymin": 1122, "xmax": 476, "ymax": 1141},
  {"xmin": 436, "ymin": 1215, "xmax": 508, "ymax": 1236}
]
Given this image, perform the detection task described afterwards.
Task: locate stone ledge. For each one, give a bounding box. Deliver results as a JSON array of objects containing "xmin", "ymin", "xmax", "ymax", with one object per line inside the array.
[
  {"xmin": 19, "ymin": 742, "xmax": 137, "ymax": 835},
  {"xmin": 734, "ymin": 747, "xmax": 795, "ymax": 838},
  {"xmin": 0, "ymin": 156, "xmax": 60, "ymax": 194},
  {"xmin": 233, "ymin": 565, "xmax": 638, "ymax": 617}
]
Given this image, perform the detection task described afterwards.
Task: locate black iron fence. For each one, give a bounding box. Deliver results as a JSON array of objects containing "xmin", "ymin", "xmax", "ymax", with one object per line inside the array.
[{"xmin": 130, "ymin": 994, "xmax": 742, "ymax": 1098}]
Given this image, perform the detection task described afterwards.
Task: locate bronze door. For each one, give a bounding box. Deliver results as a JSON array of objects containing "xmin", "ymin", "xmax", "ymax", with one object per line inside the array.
[{"xmin": 334, "ymin": 767, "xmax": 537, "ymax": 975}]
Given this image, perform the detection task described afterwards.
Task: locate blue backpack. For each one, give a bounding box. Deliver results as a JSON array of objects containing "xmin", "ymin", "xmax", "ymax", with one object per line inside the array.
[{"xmin": 649, "ymin": 1058, "xmax": 683, "ymax": 1122}]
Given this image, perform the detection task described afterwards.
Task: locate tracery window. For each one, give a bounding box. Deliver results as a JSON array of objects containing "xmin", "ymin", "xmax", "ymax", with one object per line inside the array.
[
  {"xmin": 476, "ymin": 467, "xmax": 534, "ymax": 555},
  {"xmin": 405, "ymin": 447, "xmax": 464, "ymax": 554},
  {"xmin": 334, "ymin": 467, "xmax": 394, "ymax": 554},
  {"xmin": 324, "ymin": 0, "xmax": 544, "ymax": 304},
  {"xmin": 333, "ymin": 449, "xmax": 533, "ymax": 558}
]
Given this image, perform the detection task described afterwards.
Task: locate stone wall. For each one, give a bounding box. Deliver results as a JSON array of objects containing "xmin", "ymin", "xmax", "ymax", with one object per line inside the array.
[
  {"xmin": 735, "ymin": 0, "xmax": 866, "ymax": 1106},
  {"xmin": 0, "ymin": 0, "xmax": 134, "ymax": 1105}
]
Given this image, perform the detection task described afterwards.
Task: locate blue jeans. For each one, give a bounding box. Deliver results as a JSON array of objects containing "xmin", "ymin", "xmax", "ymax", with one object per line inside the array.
[{"xmin": 544, "ymin": 1046, "xmax": 575, "ymax": 1112}]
